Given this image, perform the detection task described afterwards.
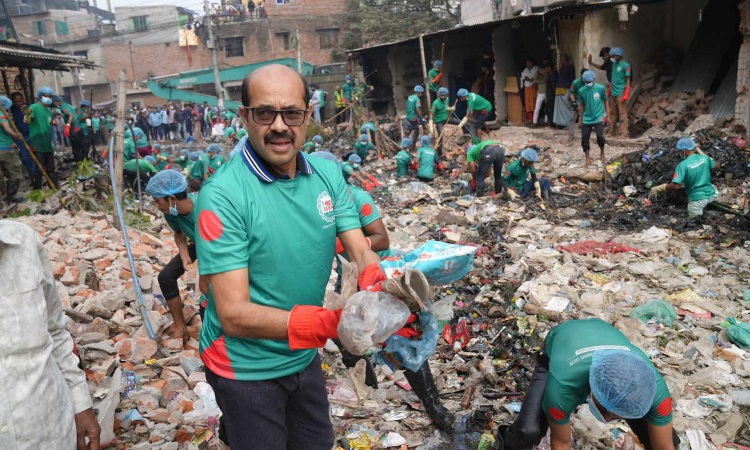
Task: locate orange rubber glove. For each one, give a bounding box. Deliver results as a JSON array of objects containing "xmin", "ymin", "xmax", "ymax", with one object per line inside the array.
[
  {"xmin": 622, "ymin": 85, "xmax": 631, "ymax": 101},
  {"xmin": 393, "ymin": 313, "xmax": 420, "ymax": 339},
  {"xmin": 359, "ymin": 262, "xmax": 386, "ymax": 291},
  {"xmin": 363, "ymin": 181, "xmax": 374, "ymax": 192},
  {"xmin": 64, "ymin": 124, "xmax": 71, "ymax": 138},
  {"xmin": 288, "ymin": 306, "xmax": 342, "ymax": 350}
]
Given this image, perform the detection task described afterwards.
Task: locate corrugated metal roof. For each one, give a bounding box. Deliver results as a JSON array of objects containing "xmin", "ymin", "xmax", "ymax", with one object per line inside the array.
[
  {"xmin": 0, "ymin": 42, "xmax": 97, "ymax": 70},
  {"xmin": 709, "ymin": 59, "xmax": 737, "ymax": 119}
]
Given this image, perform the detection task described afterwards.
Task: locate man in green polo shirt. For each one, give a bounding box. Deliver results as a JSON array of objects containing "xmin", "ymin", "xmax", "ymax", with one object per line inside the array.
[
  {"xmin": 430, "ymin": 87, "xmax": 452, "ymax": 156},
  {"xmin": 394, "ymin": 138, "xmax": 412, "ymax": 178},
  {"xmin": 0, "ymin": 95, "xmax": 25, "ymax": 204},
  {"xmin": 194, "ymin": 64, "xmax": 387, "ymax": 449},
  {"xmin": 146, "ymin": 170, "xmax": 202, "ymax": 344},
  {"xmin": 502, "ymin": 318, "xmax": 678, "ymax": 450},
  {"xmin": 416, "ymin": 135, "xmax": 436, "ymax": 181},
  {"xmin": 456, "ymin": 88, "xmax": 492, "ymax": 141},
  {"xmin": 461, "ymin": 135, "xmax": 504, "ymax": 198},
  {"xmin": 206, "ymin": 144, "xmax": 225, "ymax": 176},
  {"xmin": 427, "ymin": 60, "xmax": 443, "ymax": 97},
  {"xmin": 501, "ymin": 147, "xmax": 550, "ymax": 203},
  {"xmin": 187, "ymin": 151, "xmax": 209, "ymax": 191},
  {"xmin": 406, "ymin": 85, "xmax": 426, "ymax": 146},
  {"xmin": 354, "ymin": 133, "xmax": 376, "ymax": 161},
  {"xmin": 607, "ymin": 47, "xmax": 632, "ymax": 137},
  {"xmin": 27, "ymin": 87, "xmax": 57, "ymax": 190},
  {"xmin": 650, "ymin": 137, "xmax": 719, "ymax": 218},
  {"xmin": 577, "ymin": 70, "xmax": 609, "ymax": 167}
]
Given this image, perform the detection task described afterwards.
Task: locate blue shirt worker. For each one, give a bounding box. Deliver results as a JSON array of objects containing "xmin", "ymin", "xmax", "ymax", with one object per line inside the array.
[
  {"xmin": 193, "ymin": 64, "xmax": 389, "ymax": 450},
  {"xmin": 650, "ymin": 137, "xmax": 719, "ymax": 218}
]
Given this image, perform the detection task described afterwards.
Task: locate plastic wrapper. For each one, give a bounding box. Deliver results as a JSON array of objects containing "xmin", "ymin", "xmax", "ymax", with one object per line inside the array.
[
  {"xmin": 726, "ymin": 317, "xmax": 750, "ymax": 349},
  {"xmin": 630, "ymin": 299, "xmax": 677, "ymax": 326},
  {"xmin": 337, "ymin": 291, "xmax": 411, "ymax": 356},
  {"xmin": 379, "ymin": 240, "xmax": 477, "ymax": 285},
  {"xmin": 382, "ymin": 312, "xmax": 440, "ymax": 372}
]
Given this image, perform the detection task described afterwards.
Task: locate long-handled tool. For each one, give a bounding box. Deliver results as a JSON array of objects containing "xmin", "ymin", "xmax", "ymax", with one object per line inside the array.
[{"xmin": 707, "ymin": 201, "xmax": 750, "ymax": 220}]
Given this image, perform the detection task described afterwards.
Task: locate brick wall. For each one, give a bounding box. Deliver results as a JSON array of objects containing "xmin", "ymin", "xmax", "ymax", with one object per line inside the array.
[
  {"xmin": 102, "ymin": 41, "xmax": 212, "ymax": 83},
  {"xmin": 12, "ymin": 9, "xmax": 98, "ymax": 45},
  {"xmin": 736, "ymin": 0, "xmax": 749, "ymax": 136},
  {"xmin": 264, "ymin": 0, "xmax": 348, "ymax": 18}
]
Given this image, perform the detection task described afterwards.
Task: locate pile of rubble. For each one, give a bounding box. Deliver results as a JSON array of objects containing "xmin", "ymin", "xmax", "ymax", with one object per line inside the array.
[{"xmin": 16, "ymin": 123, "xmax": 750, "ymax": 449}]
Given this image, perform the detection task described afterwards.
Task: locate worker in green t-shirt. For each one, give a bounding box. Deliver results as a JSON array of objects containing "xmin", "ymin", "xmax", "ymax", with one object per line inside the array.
[
  {"xmin": 342, "ymin": 74, "xmax": 355, "ymax": 104},
  {"xmin": 607, "ymin": 47, "xmax": 632, "ymax": 138},
  {"xmin": 26, "ymin": 87, "xmax": 57, "ymax": 190},
  {"xmin": 187, "ymin": 151, "xmax": 209, "ymax": 191},
  {"xmin": 223, "ymin": 126, "xmax": 236, "ymax": 144},
  {"xmin": 206, "ymin": 143, "xmax": 225, "ymax": 176},
  {"xmin": 416, "ymin": 135, "xmax": 436, "ymax": 182},
  {"xmin": 577, "ymin": 70, "xmax": 609, "ymax": 167},
  {"xmin": 501, "ymin": 147, "xmax": 550, "ymax": 203},
  {"xmin": 354, "ymin": 134, "xmax": 376, "ymax": 162},
  {"xmin": 69, "ymin": 100, "xmax": 92, "ymax": 162},
  {"xmin": 405, "ymin": 85, "xmax": 426, "ymax": 147},
  {"xmin": 502, "ymin": 318, "xmax": 678, "ymax": 450},
  {"xmin": 360, "ymin": 121, "xmax": 377, "ymax": 151},
  {"xmin": 394, "ymin": 138, "xmax": 413, "ymax": 178},
  {"xmin": 342, "ymin": 154, "xmax": 380, "ymax": 191},
  {"xmin": 0, "ymin": 95, "xmax": 25, "ymax": 203},
  {"xmin": 123, "ymin": 129, "xmax": 136, "ymax": 161},
  {"xmin": 311, "ymin": 134, "xmax": 324, "ymax": 152},
  {"xmin": 456, "ymin": 88, "xmax": 492, "ymax": 142},
  {"xmin": 146, "ymin": 169, "xmax": 207, "ymax": 343},
  {"xmin": 460, "ymin": 134, "xmax": 505, "ymax": 198},
  {"xmin": 123, "ymin": 156, "xmax": 158, "ymax": 189},
  {"xmin": 430, "ymin": 87, "xmax": 452, "ymax": 156},
  {"xmin": 151, "ymin": 144, "xmax": 170, "ymax": 171},
  {"xmin": 236, "ymin": 127, "xmax": 248, "ymax": 142},
  {"xmin": 427, "ymin": 60, "xmax": 443, "ymax": 96},
  {"xmin": 650, "ymin": 137, "xmax": 719, "ymax": 218},
  {"xmin": 302, "ymin": 141, "xmax": 315, "ymax": 154}
]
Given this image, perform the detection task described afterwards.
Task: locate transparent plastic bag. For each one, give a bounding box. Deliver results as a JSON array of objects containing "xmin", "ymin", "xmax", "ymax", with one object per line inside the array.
[
  {"xmin": 337, "ymin": 291, "xmax": 411, "ymax": 355},
  {"xmin": 630, "ymin": 299, "xmax": 677, "ymax": 326},
  {"xmin": 382, "ymin": 312, "xmax": 439, "ymax": 372}
]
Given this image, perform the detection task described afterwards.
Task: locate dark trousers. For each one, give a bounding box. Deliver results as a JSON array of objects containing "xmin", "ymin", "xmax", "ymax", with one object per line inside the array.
[
  {"xmin": 406, "ymin": 118, "xmax": 425, "ymax": 146},
  {"xmin": 71, "ymin": 131, "xmax": 89, "ymax": 162},
  {"xmin": 518, "ymin": 178, "xmax": 551, "ymax": 199},
  {"xmin": 581, "ymin": 122, "xmax": 605, "ymax": 153},
  {"xmin": 435, "ymin": 121, "xmax": 446, "ymax": 156},
  {"xmin": 157, "ymin": 244, "xmax": 197, "ymax": 300},
  {"xmin": 32, "ymin": 151, "xmax": 57, "ymax": 190},
  {"xmin": 206, "ymin": 354, "xmax": 334, "ymax": 450},
  {"xmin": 475, "ymin": 145, "xmax": 505, "ymax": 197}
]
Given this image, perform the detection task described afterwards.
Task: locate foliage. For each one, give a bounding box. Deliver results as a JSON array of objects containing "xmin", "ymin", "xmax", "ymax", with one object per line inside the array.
[
  {"xmin": 69, "ymin": 159, "xmax": 99, "ymax": 182},
  {"xmin": 26, "ymin": 189, "xmax": 57, "ymax": 203},
  {"xmin": 343, "ymin": 0, "xmax": 459, "ymax": 49},
  {"xmin": 9, "ymin": 208, "xmax": 30, "ymax": 218},
  {"xmin": 124, "ymin": 209, "xmax": 152, "ymax": 230}
]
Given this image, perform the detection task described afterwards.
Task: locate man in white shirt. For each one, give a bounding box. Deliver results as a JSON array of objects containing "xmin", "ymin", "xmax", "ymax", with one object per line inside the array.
[
  {"xmin": 0, "ymin": 220, "xmax": 100, "ymax": 450},
  {"xmin": 310, "ymin": 84, "xmax": 322, "ymax": 125}
]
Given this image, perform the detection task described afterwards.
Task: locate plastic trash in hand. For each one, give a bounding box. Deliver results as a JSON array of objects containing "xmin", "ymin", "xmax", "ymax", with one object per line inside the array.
[
  {"xmin": 725, "ymin": 317, "xmax": 750, "ymax": 349},
  {"xmin": 337, "ymin": 291, "xmax": 411, "ymax": 355},
  {"xmin": 382, "ymin": 312, "xmax": 439, "ymax": 372},
  {"xmin": 380, "ymin": 267, "xmax": 431, "ymax": 312},
  {"xmin": 379, "ymin": 240, "xmax": 478, "ymax": 285},
  {"xmin": 630, "ymin": 299, "xmax": 677, "ymax": 326}
]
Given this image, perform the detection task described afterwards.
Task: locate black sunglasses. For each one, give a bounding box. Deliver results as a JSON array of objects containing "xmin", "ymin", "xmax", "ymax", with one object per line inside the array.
[{"xmin": 244, "ymin": 107, "xmax": 307, "ymax": 126}]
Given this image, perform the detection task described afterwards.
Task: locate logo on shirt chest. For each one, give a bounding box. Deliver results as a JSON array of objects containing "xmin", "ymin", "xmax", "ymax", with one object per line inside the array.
[
  {"xmin": 317, "ymin": 191, "xmax": 335, "ymax": 224},
  {"xmin": 617, "ymin": 67, "xmax": 622, "ymax": 73},
  {"xmin": 593, "ymin": 93, "xmax": 601, "ymax": 100}
]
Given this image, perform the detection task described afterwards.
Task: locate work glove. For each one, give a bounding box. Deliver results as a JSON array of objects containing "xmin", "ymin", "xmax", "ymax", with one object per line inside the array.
[
  {"xmin": 622, "ymin": 85, "xmax": 631, "ymax": 101},
  {"xmin": 470, "ymin": 179, "xmax": 477, "ymax": 191},
  {"xmin": 507, "ymin": 189, "xmax": 519, "ymax": 201},
  {"xmin": 428, "ymin": 120, "xmax": 434, "ymax": 135},
  {"xmin": 64, "ymin": 124, "xmax": 71, "ymax": 138},
  {"xmin": 534, "ymin": 181, "xmax": 542, "ymax": 200},
  {"xmin": 410, "ymin": 161, "xmax": 419, "ymax": 172},
  {"xmin": 363, "ymin": 181, "xmax": 374, "ymax": 192},
  {"xmin": 359, "ymin": 262, "xmax": 387, "ymax": 291},
  {"xmin": 335, "ymin": 237, "xmax": 345, "ymax": 254},
  {"xmin": 433, "ymin": 72, "xmax": 443, "ymax": 83},
  {"xmin": 650, "ymin": 183, "xmax": 668, "ymax": 195},
  {"xmin": 458, "ymin": 117, "xmax": 468, "ymax": 129},
  {"xmin": 392, "ymin": 313, "xmax": 420, "ymax": 339},
  {"xmin": 288, "ymin": 305, "xmax": 343, "ymax": 350},
  {"xmin": 367, "ymin": 174, "xmax": 381, "ymax": 187}
]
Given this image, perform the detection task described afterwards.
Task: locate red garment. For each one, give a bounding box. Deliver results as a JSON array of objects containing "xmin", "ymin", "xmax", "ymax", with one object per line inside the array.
[{"xmin": 558, "ymin": 240, "xmax": 640, "ymax": 256}]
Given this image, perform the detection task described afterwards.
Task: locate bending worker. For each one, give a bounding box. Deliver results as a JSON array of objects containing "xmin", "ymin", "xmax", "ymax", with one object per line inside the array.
[
  {"xmin": 502, "ymin": 318, "xmax": 678, "ymax": 450},
  {"xmin": 650, "ymin": 137, "xmax": 718, "ymax": 218},
  {"xmin": 145, "ymin": 169, "xmax": 205, "ymax": 345},
  {"xmin": 456, "ymin": 88, "xmax": 492, "ymax": 141},
  {"xmin": 502, "ymin": 147, "xmax": 550, "ymax": 203},
  {"xmin": 459, "ymin": 135, "xmax": 505, "ymax": 198}
]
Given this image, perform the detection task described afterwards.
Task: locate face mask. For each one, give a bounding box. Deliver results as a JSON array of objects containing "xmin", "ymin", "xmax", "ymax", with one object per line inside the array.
[
  {"xmin": 168, "ymin": 200, "xmax": 178, "ymax": 216},
  {"xmin": 610, "ymin": 58, "xmax": 616, "ymax": 63},
  {"xmin": 587, "ymin": 395, "xmax": 608, "ymax": 423},
  {"xmin": 41, "ymin": 97, "xmax": 52, "ymax": 105},
  {"xmin": 586, "ymin": 82, "xmax": 594, "ymax": 87},
  {"xmin": 314, "ymin": 143, "xmax": 322, "ymax": 150}
]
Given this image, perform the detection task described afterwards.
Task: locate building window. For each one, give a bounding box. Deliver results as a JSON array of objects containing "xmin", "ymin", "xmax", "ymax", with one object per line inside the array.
[
  {"xmin": 131, "ymin": 16, "xmax": 148, "ymax": 32},
  {"xmin": 224, "ymin": 37, "xmax": 244, "ymax": 57},
  {"xmin": 32, "ymin": 21, "xmax": 46, "ymax": 35},
  {"xmin": 317, "ymin": 28, "xmax": 338, "ymax": 49},
  {"xmin": 275, "ymin": 0, "xmax": 288, "ymax": 4},
  {"xmin": 54, "ymin": 20, "xmax": 68, "ymax": 36},
  {"xmin": 276, "ymin": 32, "xmax": 290, "ymax": 50},
  {"xmin": 73, "ymin": 50, "xmax": 88, "ymax": 58}
]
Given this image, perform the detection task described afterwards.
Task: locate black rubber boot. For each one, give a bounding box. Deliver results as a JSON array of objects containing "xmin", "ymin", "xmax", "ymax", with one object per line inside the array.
[
  {"xmin": 542, "ymin": 189, "xmax": 550, "ymax": 201},
  {"xmin": 403, "ymin": 361, "xmax": 455, "ymax": 430},
  {"xmin": 337, "ymin": 341, "xmax": 378, "ymax": 389},
  {"xmin": 5, "ymin": 181, "xmax": 23, "ymax": 203}
]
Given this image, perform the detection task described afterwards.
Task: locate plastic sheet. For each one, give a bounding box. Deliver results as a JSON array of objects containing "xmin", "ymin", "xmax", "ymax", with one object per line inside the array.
[
  {"xmin": 630, "ymin": 299, "xmax": 678, "ymax": 326},
  {"xmin": 337, "ymin": 291, "xmax": 411, "ymax": 355},
  {"xmin": 382, "ymin": 312, "xmax": 440, "ymax": 372},
  {"xmin": 726, "ymin": 317, "xmax": 750, "ymax": 349},
  {"xmin": 379, "ymin": 240, "xmax": 478, "ymax": 285}
]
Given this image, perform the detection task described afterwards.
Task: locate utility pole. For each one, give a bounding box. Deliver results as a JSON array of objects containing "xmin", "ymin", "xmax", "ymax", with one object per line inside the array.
[
  {"xmin": 204, "ymin": 0, "xmax": 225, "ymax": 113},
  {"xmin": 113, "ymin": 70, "xmax": 127, "ymax": 231},
  {"xmin": 296, "ymin": 29, "xmax": 301, "ymax": 73}
]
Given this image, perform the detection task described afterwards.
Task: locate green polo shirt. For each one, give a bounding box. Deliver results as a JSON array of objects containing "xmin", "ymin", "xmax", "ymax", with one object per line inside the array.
[
  {"xmin": 610, "ymin": 60, "xmax": 631, "ymax": 97},
  {"xmin": 92, "ymin": 117, "xmax": 100, "ymax": 130},
  {"xmin": 28, "ymin": 103, "xmax": 54, "ymax": 153},
  {"xmin": 106, "ymin": 115, "xmax": 115, "ymax": 131},
  {"xmin": 236, "ymin": 128, "xmax": 248, "ymax": 141},
  {"xmin": 223, "ymin": 127, "xmax": 236, "ymax": 139},
  {"xmin": 467, "ymin": 140, "xmax": 500, "ymax": 163},
  {"xmin": 672, "ymin": 153, "xmax": 717, "ymax": 202},
  {"xmin": 73, "ymin": 108, "xmax": 88, "ymax": 136},
  {"xmin": 195, "ymin": 148, "xmax": 360, "ymax": 381},
  {"xmin": 467, "ymin": 93, "xmax": 491, "ymax": 113},
  {"xmin": 124, "ymin": 139, "xmax": 135, "ymax": 161},
  {"xmin": 164, "ymin": 192, "xmax": 198, "ymax": 241},
  {"xmin": 578, "ymin": 83, "xmax": 608, "ymax": 125},
  {"xmin": 341, "ymin": 162, "xmax": 358, "ymax": 182},
  {"xmin": 570, "ymin": 78, "xmax": 584, "ymax": 102},
  {"xmin": 209, "ymin": 155, "xmax": 225, "ymax": 174},
  {"xmin": 361, "ymin": 121, "xmax": 376, "ymax": 133},
  {"xmin": 60, "ymin": 103, "xmax": 76, "ymax": 123},
  {"xmin": 302, "ymin": 142, "xmax": 315, "ymax": 153},
  {"xmin": 0, "ymin": 113, "xmax": 15, "ymax": 149},
  {"xmin": 123, "ymin": 158, "xmax": 158, "ymax": 174},
  {"xmin": 355, "ymin": 142, "xmax": 374, "ymax": 160},
  {"xmin": 189, "ymin": 154, "xmax": 209, "ymax": 181},
  {"xmin": 155, "ymin": 156, "xmax": 170, "ymax": 171},
  {"xmin": 503, "ymin": 159, "xmax": 535, "ymax": 191},
  {"xmin": 406, "ymin": 94, "xmax": 422, "ymax": 121},
  {"xmin": 417, "ymin": 146, "xmax": 436, "ymax": 179},
  {"xmin": 395, "ymin": 150, "xmax": 411, "ymax": 177},
  {"xmin": 343, "ymin": 83, "xmax": 354, "ymax": 102},
  {"xmin": 431, "ymin": 97, "xmax": 449, "ymax": 123},
  {"xmin": 427, "ymin": 68, "xmax": 442, "ymax": 93},
  {"xmin": 542, "ymin": 319, "xmax": 673, "ymax": 427}
]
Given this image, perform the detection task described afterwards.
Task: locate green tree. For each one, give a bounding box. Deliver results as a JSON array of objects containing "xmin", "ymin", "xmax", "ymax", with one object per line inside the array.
[{"xmin": 343, "ymin": 0, "xmax": 459, "ymax": 49}]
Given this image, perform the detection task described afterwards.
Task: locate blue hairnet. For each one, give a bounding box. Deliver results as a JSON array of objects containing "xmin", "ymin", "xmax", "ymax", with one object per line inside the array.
[
  {"xmin": 51, "ymin": 95, "xmax": 62, "ymax": 103},
  {"xmin": 145, "ymin": 169, "xmax": 188, "ymax": 198},
  {"xmin": 457, "ymin": 88, "xmax": 469, "ymax": 97},
  {"xmin": 314, "ymin": 151, "xmax": 338, "ymax": 164},
  {"xmin": 180, "ymin": 149, "xmax": 190, "ymax": 157},
  {"xmin": 521, "ymin": 148, "xmax": 538, "ymax": 162},
  {"xmin": 206, "ymin": 143, "xmax": 222, "ymax": 153},
  {"xmin": 420, "ymin": 135, "xmax": 432, "ymax": 146},
  {"xmin": 133, "ymin": 128, "xmax": 144, "ymax": 138},
  {"xmin": 348, "ymin": 154, "xmax": 362, "ymax": 163},
  {"xmin": 582, "ymin": 70, "xmax": 596, "ymax": 83},
  {"xmin": 359, "ymin": 134, "xmax": 370, "ymax": 142},
  {"xmin": 676, "ymin": 137, "xmax": 696, "ymax": 151},
  {"xmin": 80, "ymin": 100, "xmax": 91, "ymax": 108},
  {"xmin": 414, "ymin": 85, "xmax": 424, "ymax": 93},
  {"xmin": 437, "ymin": 87, "xmax": 449, "ymax": 96},
  {"xmin": 312, "ymin": 135, "xmax": 324, "ymax": 144},
  {"xmin": 189, "ymin": 151, "xmax": 201, "ymax": 161},
  {"xmin": 152, "ymin": 143, "xmax": 162, "ymax": 151},
  {"xmin": 345, "ymin": 75, "xmax": 352, "ymax": 82},
  {"xmin": 433, "ymin": 60, "xmax": 442, "ymax": 68},
  {"xmin": 590, "ymin": 350, "xmax": 656, "ymax": 419},
  {"xmin": 145, "ymin": 155, "xmax": 156, "ymax": 164},
  {"xmin": 37, "ymin": 87, "xmax": 54, "ymax": 97},
  {"xmin": 610, "ymin": 47, "xmax": 623, "ymax": 57},
  {"xmin": 401, "ymin": 138, "xmax": 413, "ymax": 148},
  {"xmin": 0, "ymin": 96, "xmax": 11, "ymax": 110}
]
